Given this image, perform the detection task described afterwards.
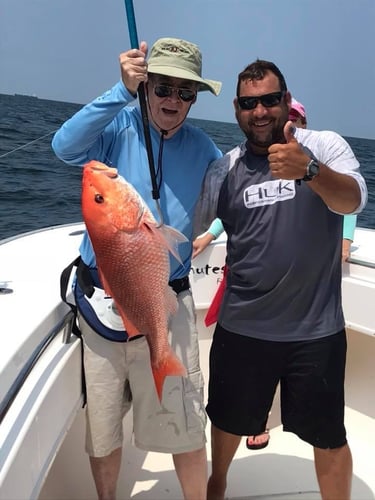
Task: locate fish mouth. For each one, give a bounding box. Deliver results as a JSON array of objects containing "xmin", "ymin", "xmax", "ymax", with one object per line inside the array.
[{"xmin": 90, "ymin": 163, "xmax": 118, "ymax": 179}]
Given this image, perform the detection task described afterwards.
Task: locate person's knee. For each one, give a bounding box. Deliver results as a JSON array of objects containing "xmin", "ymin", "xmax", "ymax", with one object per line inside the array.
[{"xmin": 313, "ymin": 442, "xmax": 352, "ymax": 465}]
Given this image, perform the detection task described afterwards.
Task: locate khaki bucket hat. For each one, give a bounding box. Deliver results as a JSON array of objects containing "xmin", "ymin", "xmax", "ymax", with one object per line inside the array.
[{"xmin": 147, "ymin": 37, "xmax": 222, "ymax": 96}]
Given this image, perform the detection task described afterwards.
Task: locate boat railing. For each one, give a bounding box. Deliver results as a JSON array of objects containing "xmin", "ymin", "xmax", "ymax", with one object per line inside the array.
[{"xmin": 0, "ymin": 310, "xmax": 77, "ymax": 424}]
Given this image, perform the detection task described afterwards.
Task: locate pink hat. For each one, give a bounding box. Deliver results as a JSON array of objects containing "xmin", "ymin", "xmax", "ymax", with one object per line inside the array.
[{"xmin": 289, "ymin": 97, "xmax": 306, "ymax": 119}]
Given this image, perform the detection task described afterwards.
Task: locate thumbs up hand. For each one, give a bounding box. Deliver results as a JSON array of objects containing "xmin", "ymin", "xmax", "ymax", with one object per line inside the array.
[
  {"xmin": 268, "ymin": 120, "xmax": 310, "ymax": 180},
  {"xmin": 283, "ymin": 120, "xmax": 297, "ymax": 144}
]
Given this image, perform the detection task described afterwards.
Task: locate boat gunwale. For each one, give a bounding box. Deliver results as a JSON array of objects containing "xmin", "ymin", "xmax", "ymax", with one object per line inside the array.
[
  {"xmin": 0, "ymin": 222, "xmax": 85, "ymax": 247},
  {"xmin": 0, "ymin": 311, "xmax": 77, "ymax": 424}
]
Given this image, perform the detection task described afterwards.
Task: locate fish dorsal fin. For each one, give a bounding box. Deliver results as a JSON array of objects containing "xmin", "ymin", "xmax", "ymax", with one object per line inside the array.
[{"xmin": 143, "ymin": 221, "xmax": 188, "ymax": 265}]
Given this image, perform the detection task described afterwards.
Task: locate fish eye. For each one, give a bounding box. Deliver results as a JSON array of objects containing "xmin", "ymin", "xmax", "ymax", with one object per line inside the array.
[{"xmin": 94, "ymin": 194, "xmax": 104, "ymax": 204}]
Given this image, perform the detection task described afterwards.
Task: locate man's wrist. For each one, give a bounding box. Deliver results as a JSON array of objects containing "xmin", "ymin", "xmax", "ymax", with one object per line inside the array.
[{"xmin": 303, "ymin": 159, "xmax": 320, "ymax": 182}]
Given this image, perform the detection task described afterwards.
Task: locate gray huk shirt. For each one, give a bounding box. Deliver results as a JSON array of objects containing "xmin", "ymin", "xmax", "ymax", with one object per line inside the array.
[{"xmin": 193, "ymin": 128, "xmax": 366, "ymax": 342}]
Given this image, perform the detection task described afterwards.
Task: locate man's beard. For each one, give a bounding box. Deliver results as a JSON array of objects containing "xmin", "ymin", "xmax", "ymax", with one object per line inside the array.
[{"xmin": 244, "ymin": 124, "xmax": 285, "ymax": 149}]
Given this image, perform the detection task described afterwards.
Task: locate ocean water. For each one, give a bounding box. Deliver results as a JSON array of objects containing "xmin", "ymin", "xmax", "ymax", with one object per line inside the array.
[{"xmin": 0, "ymin": 93, "xmax": 374, "ymax": 241}]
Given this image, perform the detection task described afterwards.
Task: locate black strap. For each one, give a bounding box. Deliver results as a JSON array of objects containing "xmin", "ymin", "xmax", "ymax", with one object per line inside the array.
[
  {"xmin": 60, "ymin": 255, "xmax": 86, "ymax": 406},
  {"xmin": 60, "ymin": 255, "xmax": 82, "ymax": 336},
  {"xmin": 169, "ymin": 276, "xmax": 190, "ymax": 295},
  {"xmin": 76, "ymin": 258, "xmax": 95, "ymax": 298}
]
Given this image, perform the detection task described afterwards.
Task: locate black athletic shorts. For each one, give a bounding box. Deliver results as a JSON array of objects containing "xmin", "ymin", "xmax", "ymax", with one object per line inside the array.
[{"xmin": 206, "ymin": 324, "xmax": 348, "ymax": 449}]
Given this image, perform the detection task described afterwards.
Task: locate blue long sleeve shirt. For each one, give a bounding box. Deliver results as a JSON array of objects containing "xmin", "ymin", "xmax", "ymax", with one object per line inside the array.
[{"xmin": 52, "ymin": 81, "xmax": 222, "ymax": 280}]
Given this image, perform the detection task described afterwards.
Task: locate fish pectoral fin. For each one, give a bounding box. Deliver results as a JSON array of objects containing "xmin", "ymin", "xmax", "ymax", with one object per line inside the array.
[
  {"xmin": 152, "ymin": 349, "xmax": 187, "ymax": 402},
  {"xmin": 144, "ymin": 222, "xmax": 188, "ymax": 264}
]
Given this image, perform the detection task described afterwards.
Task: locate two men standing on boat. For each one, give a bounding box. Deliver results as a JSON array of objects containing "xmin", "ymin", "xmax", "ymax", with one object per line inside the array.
[{"xmin": 53, "ymin": 35, "xmax": 367, "ymax": 500}]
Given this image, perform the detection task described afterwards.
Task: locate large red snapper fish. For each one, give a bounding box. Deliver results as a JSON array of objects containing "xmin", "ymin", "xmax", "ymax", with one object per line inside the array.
[{"xmin": 81, "ymin": 160, "xmax": 188, "ymax": 401}]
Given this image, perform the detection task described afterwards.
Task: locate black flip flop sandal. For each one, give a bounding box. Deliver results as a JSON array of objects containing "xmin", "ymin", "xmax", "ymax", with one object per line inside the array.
[{"xmin": 246, "ymin": 429, "xmax": 270, "ymax": 450}]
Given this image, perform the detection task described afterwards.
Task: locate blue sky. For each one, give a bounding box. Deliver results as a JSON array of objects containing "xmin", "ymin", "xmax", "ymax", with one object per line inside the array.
[{"xmin": 1, "ymin": 0, "xmax": 374, "ymax": 139}]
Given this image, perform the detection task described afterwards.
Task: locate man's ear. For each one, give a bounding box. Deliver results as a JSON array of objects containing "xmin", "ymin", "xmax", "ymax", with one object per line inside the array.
[{"xmin": 233, "ymin": 97, "xmax": 241, "ymax": 123}]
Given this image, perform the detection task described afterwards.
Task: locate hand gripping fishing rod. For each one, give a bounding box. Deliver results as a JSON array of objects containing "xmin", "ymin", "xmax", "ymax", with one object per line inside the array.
[{"xmin": 124, "ymin": 0, "xmax": 164, "ymax": 225}]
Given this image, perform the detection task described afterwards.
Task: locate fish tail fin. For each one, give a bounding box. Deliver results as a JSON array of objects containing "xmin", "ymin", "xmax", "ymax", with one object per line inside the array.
[{"xmin": 152, "ymin": 349, "xmax": 187, "ymax": 402}]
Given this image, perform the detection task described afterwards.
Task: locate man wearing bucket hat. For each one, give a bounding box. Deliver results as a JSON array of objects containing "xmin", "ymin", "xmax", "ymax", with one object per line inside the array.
[{"xmin": 52, "ymin": 37, "xmax": 222, "ymax": 500}]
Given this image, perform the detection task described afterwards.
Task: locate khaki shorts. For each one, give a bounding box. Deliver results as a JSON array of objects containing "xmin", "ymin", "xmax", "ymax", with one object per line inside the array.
[{"xmin": 80, "ymin": 290, "xmax": 206, "ymax": 457}]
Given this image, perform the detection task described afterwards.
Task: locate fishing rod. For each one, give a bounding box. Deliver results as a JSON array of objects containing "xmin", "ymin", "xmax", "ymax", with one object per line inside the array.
[{"xmin": 123, "ymin": 0, "xmax": 164, "ymax": 225}]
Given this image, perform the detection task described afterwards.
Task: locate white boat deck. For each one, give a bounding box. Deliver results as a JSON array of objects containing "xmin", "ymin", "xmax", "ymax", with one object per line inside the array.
[{"xmin": 39, "ymin": 319, "xmax": 375, "ymax": 500}]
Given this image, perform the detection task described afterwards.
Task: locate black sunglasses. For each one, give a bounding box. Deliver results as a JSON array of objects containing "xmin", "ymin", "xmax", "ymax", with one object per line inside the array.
[
  {"xmin": 153, "ymin": 84, "xmax": 197, "ymax": 103},
  {"xmin": 237, "ymin": 91, "xmax": 285, "ymax": 110}
]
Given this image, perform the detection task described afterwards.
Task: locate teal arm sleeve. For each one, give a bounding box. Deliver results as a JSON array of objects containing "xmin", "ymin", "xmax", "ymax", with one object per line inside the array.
[
  {"xmin": 343, "ymin": 214, "xmax": 357, "ymax": 241},
  {"xmin": 207, "ymin": 218, "xmax": 224, "ymax": 239}
]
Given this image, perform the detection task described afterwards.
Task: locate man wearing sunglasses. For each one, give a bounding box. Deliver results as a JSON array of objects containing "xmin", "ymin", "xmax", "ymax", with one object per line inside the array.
[
  {"xmin": 194, "ymin": 59, "xmax": 367, "ymax": 500},
  {"xmin": 52, "ymin": 37, "xmax": 222, "ymax": 500}
]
